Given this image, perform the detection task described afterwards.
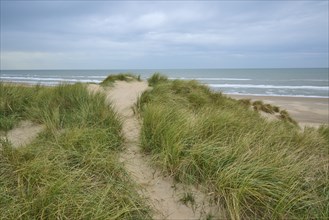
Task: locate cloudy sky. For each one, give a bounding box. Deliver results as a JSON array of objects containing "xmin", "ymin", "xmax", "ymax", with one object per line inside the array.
[{"xmin": 0, "ymin": 1, "xmax": 328, "ymax": 69}]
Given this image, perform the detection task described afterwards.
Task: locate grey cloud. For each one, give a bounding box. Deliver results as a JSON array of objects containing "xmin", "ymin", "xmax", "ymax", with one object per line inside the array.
[{"xmin": 0, "ymin": 1, "xmax": 328, "ymax": 69}]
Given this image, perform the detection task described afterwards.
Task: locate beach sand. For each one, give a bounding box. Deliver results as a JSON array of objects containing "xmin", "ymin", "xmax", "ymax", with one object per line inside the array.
[{"xmin": 228, "ymin": 94, "xmax": 329, "ymax": 127}]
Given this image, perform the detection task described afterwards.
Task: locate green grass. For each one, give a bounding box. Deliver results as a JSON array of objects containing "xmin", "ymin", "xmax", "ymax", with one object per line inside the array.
[
  {"xmin": 100, "ymin": 73, "xmax": 141, "ymax": 86},
  {"xmin": 180, "ymin": 192, "xmax": 195, "ymax": 207},
  {"xmin": 147, "ymin": 72, "xmax": 168, "ymax": 87},
  {"xmin": 0, "ymin": 83, "xmax": 39, "ymax": 131},
  {"xmin": 0, "ymin": 83, "xmax": 150, "ymax": 219},
  {"xmin": 252, "ymin": 100, "xmax": 276, "ymax": 114},
  {"xmin": 318, "ymin": 125, "xmax": 329, "ymax": 144},
  {"xmin": 138, "ymin": 74, "xmax": 329, "ymax": 219}
]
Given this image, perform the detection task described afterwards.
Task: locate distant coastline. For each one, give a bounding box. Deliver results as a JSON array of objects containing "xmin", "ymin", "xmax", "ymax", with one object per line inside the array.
[{"xmin": 1, "ymin": 68, "xmax": 328, "ymax": 98}]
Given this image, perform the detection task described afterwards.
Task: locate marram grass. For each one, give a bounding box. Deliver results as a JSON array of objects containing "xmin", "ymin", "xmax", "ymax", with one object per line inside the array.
[
  {"xmin": 0, "ymin": 83, "xmax": 151, "ymax": 219},
  {"xmin": 138, "ymin": 75, "xmax": 329, "ymax": 219},
  {"xmin": 100, "ymin": 73, "xmax": 141, "ymax": 86}
]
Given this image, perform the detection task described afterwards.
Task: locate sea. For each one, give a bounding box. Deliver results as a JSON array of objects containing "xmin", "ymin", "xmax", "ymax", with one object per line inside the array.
[{"xmin": 1, "ymin": 68, "xmax": 328, "ymax": 98}]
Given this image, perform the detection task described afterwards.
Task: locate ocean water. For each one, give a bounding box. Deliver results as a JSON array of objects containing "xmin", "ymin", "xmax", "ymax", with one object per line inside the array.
[{"xmin": 1, "ymin": 68, "xmax": 328, "ymax": 98}]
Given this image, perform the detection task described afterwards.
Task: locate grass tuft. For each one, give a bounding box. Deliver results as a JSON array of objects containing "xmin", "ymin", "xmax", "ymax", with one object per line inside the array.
[
  {"xmin": 279, "ymin": 109, "xmax": 298, "ymax": 125},
  {"xmin": 252, "ymin": 100, "xmax": 281, "ymax": 114},
  {"xmin": 238, "ymin": 98, "xmax": 252, "ymax": 107},
  {"xmin": 100, "ymin": 73, "xmax": 141, "ymax": 86},
  {"xmin": 318, "ymin": 125, "xmax": 329, "ymax": 144},
  {"xmin": 180, "ymin": 192, "xmax": 196, "ymax": 207},
  {"xmin": 147, "ymin": 73, "xmax": 168, "ymax": 86}
]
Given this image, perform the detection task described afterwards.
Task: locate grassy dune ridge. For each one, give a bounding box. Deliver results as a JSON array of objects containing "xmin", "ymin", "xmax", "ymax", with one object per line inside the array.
[
  {"xmin": 138, "ymin": 74, "xmax": 329, "ymax": 219},
  {"xmin": 0, "ymin": 83, "xmax": 150, "ymax": 219},
  {"xmin": 100, "ymin": 73, "xmax": 141, "ymax": 87}
]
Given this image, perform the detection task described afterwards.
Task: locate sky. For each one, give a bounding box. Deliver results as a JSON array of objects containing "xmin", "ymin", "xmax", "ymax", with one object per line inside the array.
[{"xmin": 0, "ymin": 0, "xmax": 328, "ymax": 69}]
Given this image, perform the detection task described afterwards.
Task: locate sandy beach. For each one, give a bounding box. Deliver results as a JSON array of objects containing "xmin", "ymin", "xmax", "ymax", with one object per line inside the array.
[{"xmin": 228, "ymin": 94, "xmax": 329, "ymax": 127}]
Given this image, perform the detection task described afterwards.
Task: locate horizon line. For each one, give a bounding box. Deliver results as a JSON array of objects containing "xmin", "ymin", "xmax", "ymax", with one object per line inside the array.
[{"xmin": 1, "ymin": 67, "xmax": 328, "ymax": 71}]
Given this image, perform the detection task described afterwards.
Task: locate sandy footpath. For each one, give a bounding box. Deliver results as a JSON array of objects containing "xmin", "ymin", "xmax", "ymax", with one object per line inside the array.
[
  {"xmin": 98, "ymin": 81, "xmax": 220, "ymax": 219},
  {"xmin": 228, "ymin": 94, "xmax": 329, "ymax": 127}
]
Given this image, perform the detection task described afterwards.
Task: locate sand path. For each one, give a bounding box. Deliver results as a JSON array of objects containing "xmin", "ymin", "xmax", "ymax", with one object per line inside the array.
[{"xmin": 96, "ymin": 81, "xmax": 219, "ymax": 219}]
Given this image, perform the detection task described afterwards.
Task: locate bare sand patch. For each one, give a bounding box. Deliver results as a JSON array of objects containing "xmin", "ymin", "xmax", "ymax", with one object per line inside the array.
[
  {"xmin": 1, "ymin": 121, "xmax": 44, "ymax": 148},
  {"xmin": 87, "ymin": 83, "xmax": 105, "ymax": 94}
]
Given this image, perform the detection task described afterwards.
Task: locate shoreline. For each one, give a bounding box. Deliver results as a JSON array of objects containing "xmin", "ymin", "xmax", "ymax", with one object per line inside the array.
[
  {"xmin": 223, "ymin": 93, "xmax": 328, "ymax": 99},
  {"xmin": 228, "ymin": 94, "xmax": 329, "ymax": 127}
]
